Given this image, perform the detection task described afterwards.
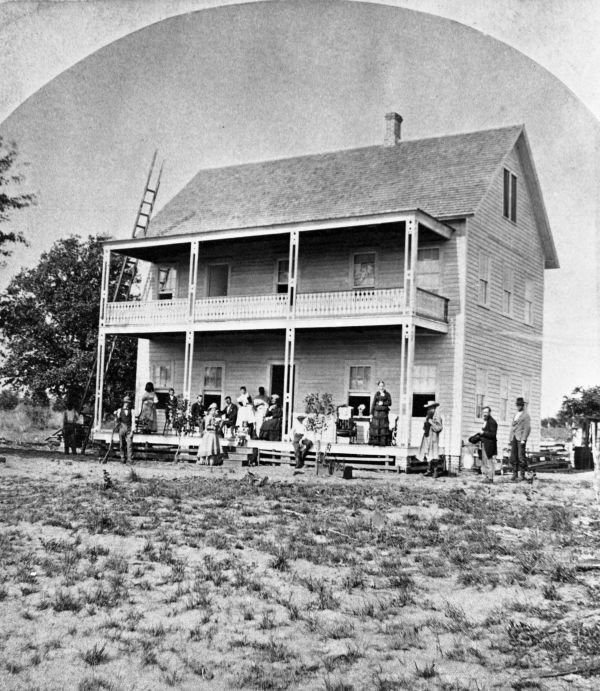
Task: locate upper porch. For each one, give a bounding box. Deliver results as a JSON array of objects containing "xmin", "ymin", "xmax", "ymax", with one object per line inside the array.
[{"xmin": 100, "ymin": 210, "xmax": 455, "ymax": 335}]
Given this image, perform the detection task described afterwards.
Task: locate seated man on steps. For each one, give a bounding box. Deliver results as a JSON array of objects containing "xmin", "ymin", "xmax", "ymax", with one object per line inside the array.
[{"xmin": 292, "ymin": 415, "xmax": 313, "ymax": 470}]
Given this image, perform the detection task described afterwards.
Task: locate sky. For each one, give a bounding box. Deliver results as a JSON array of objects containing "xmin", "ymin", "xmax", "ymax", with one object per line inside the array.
[{"xmin": 0, "ymin": 0, "xmax": 598, "ymax": 417}]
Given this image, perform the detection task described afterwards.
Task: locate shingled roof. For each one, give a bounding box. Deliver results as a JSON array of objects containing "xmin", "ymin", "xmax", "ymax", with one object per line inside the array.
[
  {"xmin": 147, "ymin": 124, "xmax": 558, "ymax": 268},
  {"xmin": 148, "ymin": 125, "xmax": 525, "ymax": 236}
]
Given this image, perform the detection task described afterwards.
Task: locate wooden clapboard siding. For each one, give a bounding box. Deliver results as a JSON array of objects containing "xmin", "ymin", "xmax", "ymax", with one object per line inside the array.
[
  {"xmin": 138, "ymin": 226, "xmax": 461, "ymax": 303},
  {"xmin": 142, "ymin": 327, "xmax": 458, "ymax": 447},
  {"xmin": 463, "ymin": 145, "xmax": 544, "ymax": 451}
]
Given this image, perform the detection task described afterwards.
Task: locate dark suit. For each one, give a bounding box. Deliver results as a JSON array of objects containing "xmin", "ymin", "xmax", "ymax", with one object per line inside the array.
[
  {"xmin": 480, "ymin": 415, "xmax": 498, "ymax": 457},
  {"xmin": 190, "ymin": 402, "xmax": 205, "ymax": 429},
  {"xmin": 221, "ymin": 403, "xmax": 238, "ymax": 434}
]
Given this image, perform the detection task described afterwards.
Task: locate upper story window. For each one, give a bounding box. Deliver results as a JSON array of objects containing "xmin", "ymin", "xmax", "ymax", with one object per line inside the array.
[
  {"xmin": 276, "ymin": 259, "xmax": 289, "ymax": 294},
  {"xmin": 353, "ymin": 252, "xmax": 375, "ymax": 289},
  {"xmin": 417, "ymin": 247, "xmax": 440, "ymax": 293},
  {"xmin": 207, "ymin": 263, "xmax": 229, "ymax": 297},
  {"xmin": 478, "ymin": 252, "xmax": 491, "ymax": 307},
  {"xmin": 503, "ymin": 168, "xmax": 517, "ymax": 223},
  {"xmin": 524, "ymin": 278, "xmax": 534, "ymax": 325},
  {"xmin": 158, "ymin": 266, "xmax": 177, "ymax": 300},
  {"xmin": 502, "ymin": 266, "xmax": 514, "ymax": 315}
]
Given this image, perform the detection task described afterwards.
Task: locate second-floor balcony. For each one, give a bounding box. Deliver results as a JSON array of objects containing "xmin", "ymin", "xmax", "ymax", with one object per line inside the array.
[{"xmin": 103, "ymin": 287, "xmax": 449, "ymax": 331}]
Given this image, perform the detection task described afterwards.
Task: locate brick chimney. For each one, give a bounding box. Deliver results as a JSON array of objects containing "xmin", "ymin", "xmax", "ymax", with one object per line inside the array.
[{"xmin": 384, "ymin": 112, "xmax": 403, "ymax": 146}]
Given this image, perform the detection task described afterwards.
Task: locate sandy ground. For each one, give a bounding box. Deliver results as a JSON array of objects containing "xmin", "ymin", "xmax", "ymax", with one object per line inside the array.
[{"xmin": 1, "ymin": 451, "xmax": 599, "ymax": 691}]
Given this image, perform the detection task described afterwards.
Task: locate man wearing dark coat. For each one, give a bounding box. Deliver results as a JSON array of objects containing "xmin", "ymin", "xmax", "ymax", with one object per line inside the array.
[
  {"xmin": 479, "ymin": 406, "xmax": 498, "ymax": 483},
  {"xmin": 221, "ymin": 396, "xmax": 238, "ymax": 437},
  {"xmin": 190, "ymin": 394, "xmax": 205, "ymax": 431}
]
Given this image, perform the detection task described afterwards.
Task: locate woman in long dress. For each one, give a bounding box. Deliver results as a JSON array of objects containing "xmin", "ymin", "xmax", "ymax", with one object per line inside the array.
[
  {"xmin": 253, "ymin": 386, "xmax": 269, "ymax": 439},
  {"xmin": 198, "ymin": 403, "xmax": 222, "ymax": 465},
  {"xmin": 369, "ymin": 380, "xmax": 392, "ymax": 446},
  {"xmin": 259, "ymin": 395, "xmax": 283, "ymax": 441},
  {"xmin": 236, "ymin": 386, "xmax": 255, "ymax": 437},
  {"xmin": 138, "ymin": 382, "xmax": 158, "ymax": 433}
]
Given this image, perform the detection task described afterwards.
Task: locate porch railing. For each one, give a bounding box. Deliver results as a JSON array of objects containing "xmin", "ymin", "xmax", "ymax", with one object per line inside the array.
[
  {"xmin": 104, "ymin": 287, "xmax": 448, "ymax": 327},
  {"xmin": 294, "ymin": 288, "xmax": 407, "ymax": 318}
]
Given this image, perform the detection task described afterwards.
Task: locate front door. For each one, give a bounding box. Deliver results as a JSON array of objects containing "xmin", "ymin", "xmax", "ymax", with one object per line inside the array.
[{"xmin": 270, "ymin": 364, "xmax": 295, "ymax": 408}]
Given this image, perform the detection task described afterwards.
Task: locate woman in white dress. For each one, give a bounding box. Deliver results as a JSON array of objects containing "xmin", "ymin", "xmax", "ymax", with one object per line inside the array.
[
  {"xmin": 253, "ymin": 386, "xmax": 269, "ymax": 439},
  {"xmin": 198, "ymin": 403, "xmax": 222, "ymax": 465},
  {"xmin": 236, "ymin": 386, "xmax": 255, "ymax": 437}
]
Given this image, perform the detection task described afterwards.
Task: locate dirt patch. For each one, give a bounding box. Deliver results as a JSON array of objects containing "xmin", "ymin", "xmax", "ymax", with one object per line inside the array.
[{"xmin": 0, "ymin": 455, "xmax": 599, "ymax": 690}]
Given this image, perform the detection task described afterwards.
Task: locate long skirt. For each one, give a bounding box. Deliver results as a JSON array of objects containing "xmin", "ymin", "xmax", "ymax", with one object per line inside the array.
[
  {"xmin": 237, "ymin": 405, "xmax": 255, "ymax": 427},
  {"xmin": 368, "ymin": 411, "xmax": 390, "ymax": 446},
  {"xmin": 198, "ymin": 430, "xmax": 221, "ymax": 463},
  {"xmin": 139, "ymin": 400, "xmax": 157, "ymax": 432}
]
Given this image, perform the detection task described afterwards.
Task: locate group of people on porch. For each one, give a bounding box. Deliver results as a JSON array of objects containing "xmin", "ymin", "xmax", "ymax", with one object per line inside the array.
[
  {"xmin": 135, "ymin": 382, "xmax": 282, "ymax": 442},
  {"xmin": 111, "ymin": 378, "xmax": 531, "ymax": 479}
]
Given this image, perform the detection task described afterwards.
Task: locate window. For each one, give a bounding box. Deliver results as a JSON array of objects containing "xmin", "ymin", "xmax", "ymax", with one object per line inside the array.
[
  {"xmin": 478, "ymin": 253, "xmax": 491, "ymax": 306},
  {"xmin": 152, "ymin": 361, "xmax": 173, "ymax": 389},
  {"xmin": 502, "ymin": 266, "xmax": 514, "ymax": 315},
  {"xmin": 276, "ymin": 259, "xmax": 289, "ymax": 294},
  {"xmin": 353, "ymin": 253, "xmax": 375, "ymax": 289},
  {"xmin": 203, "ymin": 365, "xmax": 223, "ymax": 408},
  {"xmin": 417, "ymin": 247, "xmax": 440, "ymax": 293},
  {"xmin": 475, "ymin": 367, "xmax": 488, "ymax": 418},
  {"xmin": 412, "ymin": 364, "xmax": 437, "ymax": 415},
  {"xmin": 503, "ymin": 168, "xmax": 517, "ymax": 222},
  {"xmin": 207, "ymin": 264, "xmax": 229, "ymax": 297},
  {"xmin": 348, "ymin": 365, "xmax": 371, "ymax": 415},
  {"xmin": 157, "ymin": 266, "xmax": 177, "ymax": 300},
  {"xmin": 524, "ymin": 279, "xmax": 534, "ymax": 324},
  {"xmin": 522, "ymin": 376, "xmax": 532, "ymax": 408},
  {"xmin": 499, "ymin": 373, "xmax": 509, "ymax": 422}
]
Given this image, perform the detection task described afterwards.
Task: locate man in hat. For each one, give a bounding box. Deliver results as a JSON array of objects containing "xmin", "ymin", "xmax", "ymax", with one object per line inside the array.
[
  {"xmin": 190, "ymin": 393, "xmax": 206, "ymax": 432},
  {"xmin": 113, "ymin": 395, "xmax": 134, "ymax": 464},
  {"xmin": 417, "ymin": 401, "xmax": 443, "ymax": 477},
  {"xmin": 510, "ymin": 397, "xmax": 531, "ymax": 481}
]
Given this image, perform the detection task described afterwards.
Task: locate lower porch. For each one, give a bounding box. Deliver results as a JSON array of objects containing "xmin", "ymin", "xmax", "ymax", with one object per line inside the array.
[{"xmin": 91, "ymin": 429, "xmax": 445, "ymax": 472}]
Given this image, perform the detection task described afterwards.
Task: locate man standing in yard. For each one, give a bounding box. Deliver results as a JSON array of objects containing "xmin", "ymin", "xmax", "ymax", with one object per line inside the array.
[
  {"xmin": 510, "ymin": 397, "xmax": 530, "ymax": 481},
  {"xmin": 114, "ymin": 395, "xmax": 134, "ymax": 464},
  {"xmin": 479, "ymin": 406, "xmax": 498, "ymax": 484},
  {"xmin": 417, "ymin": 401, "xmax": 443, "ymax": 477}
]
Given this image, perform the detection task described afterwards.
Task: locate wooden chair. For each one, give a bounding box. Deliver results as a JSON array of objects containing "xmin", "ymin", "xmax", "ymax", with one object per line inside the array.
[{"xmin": 335, "ymin": 405, "xmax": 357, "ymax": 444}]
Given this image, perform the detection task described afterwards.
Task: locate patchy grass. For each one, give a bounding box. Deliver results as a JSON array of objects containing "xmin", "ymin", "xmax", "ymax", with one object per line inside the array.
[{"xmin": 0, "ymin": 456, "xmax": 598, "ymax": 690}]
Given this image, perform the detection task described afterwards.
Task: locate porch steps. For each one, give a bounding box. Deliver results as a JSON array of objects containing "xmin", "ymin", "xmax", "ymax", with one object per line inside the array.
[
  {"xmin": 257, "ymin": 446, "xmax": 400, "ymax": 472},
  {"xmin": 223, "ymin": 445, "xmax": 257, "ymax": 466}
]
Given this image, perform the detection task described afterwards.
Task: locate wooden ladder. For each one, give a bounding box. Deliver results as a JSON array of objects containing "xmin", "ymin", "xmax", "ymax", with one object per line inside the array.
[{"xmin": 79, "ymin": 153, "xmax": 164, "ymax": 418}]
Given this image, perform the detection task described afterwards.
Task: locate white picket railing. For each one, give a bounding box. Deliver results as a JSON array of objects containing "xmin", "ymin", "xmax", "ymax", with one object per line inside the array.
[
  {"xmin": 294, "ymin": 288, "xmax": 407, "ymax": 318},
  {"xmin": 104, "ymin": 288, "xmax": 448, "ymax": 327},
  {"xmin": 195, "ymin": 293, "xmax": 289, "ymax": 321},
  {"xmin": 105, "ymin": 298, "xmax": 187, "ymax": 325}
]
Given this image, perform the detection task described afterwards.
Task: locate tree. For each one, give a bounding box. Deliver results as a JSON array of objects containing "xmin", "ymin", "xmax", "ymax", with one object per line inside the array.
[
  {"xmin": 0, "ymin": 137, "xmax": 34, "ymax": 262},
  {"xmin": 0, "ymin": 235, "xmax": 137, "ymax": 410},
  {"xmin": 557, "ymin": 386, "xmax": 600, "ymax": 445}
]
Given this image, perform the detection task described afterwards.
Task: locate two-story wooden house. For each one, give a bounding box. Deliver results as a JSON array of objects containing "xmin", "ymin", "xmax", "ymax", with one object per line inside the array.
[{"xmin": 94, "ymin": 113, "xmax": 558, "ymax": 463}]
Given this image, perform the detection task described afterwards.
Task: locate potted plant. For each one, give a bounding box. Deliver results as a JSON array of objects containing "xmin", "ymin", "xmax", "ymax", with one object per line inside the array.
[{"xmin": 303, "ymin": 392, "xmax": 335, "ymax": 472}]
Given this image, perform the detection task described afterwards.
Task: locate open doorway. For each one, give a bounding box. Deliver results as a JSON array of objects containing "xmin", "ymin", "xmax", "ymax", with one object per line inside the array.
[{"xmin": 270, "ymin": 364, "xmax": 295, "ymax": 408}]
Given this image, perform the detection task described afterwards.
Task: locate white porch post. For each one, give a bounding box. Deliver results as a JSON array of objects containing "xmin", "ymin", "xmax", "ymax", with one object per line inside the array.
[
  {"xmin": 282, "ymin": 230, "xmax": 299, "ymax": 441},
  {"xmin": 398, "ymin": 217, "xmax": 418, "ymax": 452},
  {"xmin": 182, "ymin": 240, "xmax": 199, "ymax": 404},
  {"xmin": 94, "ymin": 247, "xmax": 111, "ymax": 432},
  {"xmin": 182, "ymin": 330, "xmax": 195, "ymax": 404},
  {"xmin": 94, "ymin": 329, "xmax": 106, "ymax": 432}
]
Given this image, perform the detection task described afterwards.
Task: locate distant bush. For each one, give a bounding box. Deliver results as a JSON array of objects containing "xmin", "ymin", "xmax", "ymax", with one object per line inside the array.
[
  {"xmin": 23, "ymin": 402, "xmax": 52, "ymax": 429},
  {"xmin": 0, "ymin": 389, "xmax": 19, "ymax": 411}
]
